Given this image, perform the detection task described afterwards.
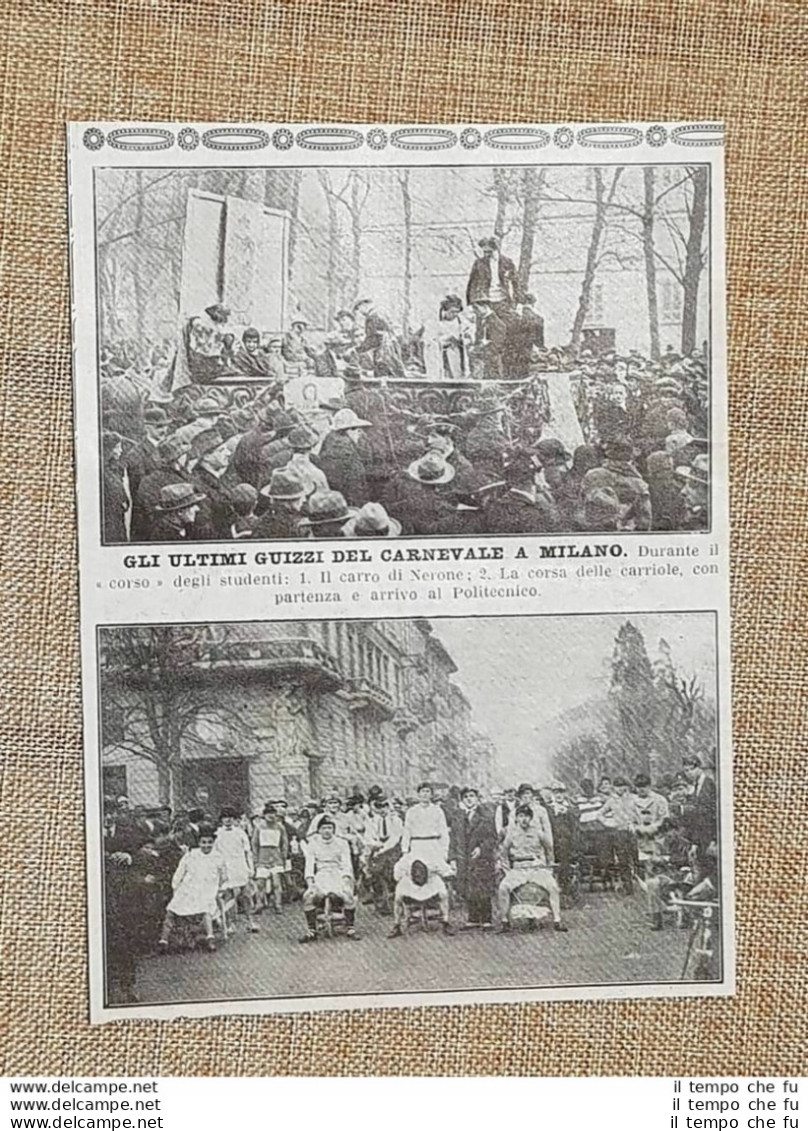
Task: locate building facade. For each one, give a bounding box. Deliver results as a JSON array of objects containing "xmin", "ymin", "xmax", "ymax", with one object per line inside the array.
[{"xmin": 101, "ymin": 619, "xmax": 498, "ymax": 813}]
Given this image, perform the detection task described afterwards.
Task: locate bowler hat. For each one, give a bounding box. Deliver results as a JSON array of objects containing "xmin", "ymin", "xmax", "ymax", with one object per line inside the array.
[
  {"xmin": 154, "ymin": 482, "xmax": 206, "ymax": 513},
  {"xmin": 288, "ymin": 425, "xmax": 318, "ymax": 452}
]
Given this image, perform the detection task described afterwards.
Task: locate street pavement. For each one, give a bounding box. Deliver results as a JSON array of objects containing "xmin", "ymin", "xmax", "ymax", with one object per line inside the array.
[{"xmin": 133, "ymin": 890, "xmax": 695, "ymax": 1008}]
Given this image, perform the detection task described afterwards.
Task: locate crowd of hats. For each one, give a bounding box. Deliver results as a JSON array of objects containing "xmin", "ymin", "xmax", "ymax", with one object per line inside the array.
[{"xmin": 100, "ymin": 334, "xmax": 711, "ymax": 541}]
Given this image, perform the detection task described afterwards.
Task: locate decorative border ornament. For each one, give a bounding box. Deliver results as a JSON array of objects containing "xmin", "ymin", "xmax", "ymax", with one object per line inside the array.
[
  {"xmin": 460, "ymin": 127, "xmax": 483, "ymax": 150},
  {"xmin": 202, "ymin": 127, "xmax": 270, "ymax": 151},
  {"xmin": 177, "ymin": 127, "xmax": 200, "ymax": 151},
  {"xmin": 107, "ymin": 127, "xmax": 174, "ymax": 151},
  {"xmin": 297, "ymin": 127, "xmax": 364, "ymax": 151},
  {"xmin": 578, "ymin": 125, "xmax": 643, "ymax": 149},
  {"xmin": 75, "ymin": 121, "xmax": 725, "ymax": 154},
  {"xmin": 83, "ymin": 127, "xmax": 105, "ymax": 151},
  {"xmin": 671, "ymin": 123, "xmax": 724, "ymax": 147},
  {"xmin": 391, "ymin": 127, "xmax": 457, "ymax": 150},
  {"xmin": 272, "ymin": 127, "xmax": 295, "ymax": 150},
  {"xmin": 484, "ymin": 127, "xmax": 550, "ymax": 150}
]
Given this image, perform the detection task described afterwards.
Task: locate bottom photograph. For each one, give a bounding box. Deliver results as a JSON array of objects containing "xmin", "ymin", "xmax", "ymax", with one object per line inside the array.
[{"xmin": 96, "ymin": 611, "xmax": 726, "ymax": 1014}]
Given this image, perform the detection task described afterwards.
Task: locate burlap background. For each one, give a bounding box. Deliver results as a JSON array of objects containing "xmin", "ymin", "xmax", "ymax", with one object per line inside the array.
[{"xmin": 1, "ymin": 0, "xmax": 806, "ymax": 1077}]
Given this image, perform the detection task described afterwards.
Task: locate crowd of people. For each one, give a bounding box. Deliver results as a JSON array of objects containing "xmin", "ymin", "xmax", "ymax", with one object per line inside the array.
[
  {"xmin": 101, "ymin": 343, "xmax": 710, "ymax": 544},
  {"xmin": 104, "ymin": 753, "xmax": 718, "ymax": 1003}
]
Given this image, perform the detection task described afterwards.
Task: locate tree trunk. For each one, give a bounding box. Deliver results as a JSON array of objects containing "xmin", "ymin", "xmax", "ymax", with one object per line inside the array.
[
  {"xmin": 156, "ymin": 758, "xmax": 173, "ymax": 808},
  {"xmin": 286, "ymin": 168, "xmax": 302, "ymax": 278},
  {"xmin": 132, "ymin": 170, "xmax": 147, "ymax": 341},
  {"xmin": 642, "ymin": 167, "xmax": 661, "ymax": 361},
  {"xmin": 570, "ymin": 167, "xmax": 623, "ymax": 351},
  {"xmin": 317, "ymin": 170, "xmax": 339, "ymax": 326},
  {"xmin": 681, "ymin": 166, "xmax": 708, "ymax": 355},
  {"xmin": 492, "ymin": 168, "xmax": 509, "ymax": 241},
  {"xmin": 349, "ymin": 172, "xmax": 364, "ymax": 298},
  {"xmin": 398, "ymin": 170, "xmax": 413, "ymax": 333},
  {"xmin": 517, "ymin": 167, "xmax": 544, "ymax": 293}
]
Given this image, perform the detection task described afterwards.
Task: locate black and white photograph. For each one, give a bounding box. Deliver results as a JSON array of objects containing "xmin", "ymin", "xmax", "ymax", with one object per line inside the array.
[
  {"xmin": 95, "ymin": 161, "xmax": 712, "ymax": 545},
  {"xmin": 98, "ymin": 611, "xmax": 725, "ymax": 1014}
]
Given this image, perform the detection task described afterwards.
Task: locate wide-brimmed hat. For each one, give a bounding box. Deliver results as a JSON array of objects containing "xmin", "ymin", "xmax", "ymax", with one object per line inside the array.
[
  {"xmin": 154, "ymin": 482, "xmax": 206, "ymax": 513},
  {"xmin": 288, "ymin": 424, "xmax": 318, "ymax": 452},
  {"xmin": 189, "ymin": 427, "xmax": 224, "ymax": 459},
  {"xmin": 674, "ymin": 455, "xmax": 709, "ymax": 487},
  {"xmin": 157, "ymin": 435, "xmax": 190, "ymax": 464},
  {"xmin": 579, "ymin": 486, "xmax": 623, "ymax": 527},
  {"xmin": 299, "ymin": 490, "xmax": 356, "ymax": 527},
  {"xmin": 204, "ymin": 304, "xmax": 230, "ymax": 321},
  {"xmin": 665, "ymin": 429, "xmax": 696, "ymax": 454},
  {"xmin": 331, "ymin": 408, "xmax": 371, "ymax": 432},
  {"xmin": 343, "ymin": 502, "xmax": 402, "ymax": 538},
  {"xmin": 195, "ymin": 397, "xmax": 221, "ymax": 416},
  {"xmin": 406, "ymin": 453, "xmax": 456, "ymax": 485},
  {"xmin": 227, "ymin": 483, "xmax": 259, "ymax": 512},
  {"xmin": 260, "ymin": 467, "xmax": 308, "ymax": 501},
  {"xmin": 290, "ymin": 315, "xmax": 309, "ymax": 327},
  {"xmin": 269, "ymin": 410, "xmax": 296, "ymax": 436},
  {"xmin": 143, "ymin": 406, "xmax": 169, "ymax": 426}
]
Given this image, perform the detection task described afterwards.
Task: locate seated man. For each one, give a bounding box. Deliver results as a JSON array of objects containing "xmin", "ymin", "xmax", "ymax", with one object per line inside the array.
[
  {"xmin": 388, "ymin": 854, "xmax": 455, "ymax": 938},
  {"xmin": 497, "ymin": 804, "xmax": 567, "ymax": 932},
  {"xmin": 300, "ymin": 817, "xmax": 358, "ymax": 942}
]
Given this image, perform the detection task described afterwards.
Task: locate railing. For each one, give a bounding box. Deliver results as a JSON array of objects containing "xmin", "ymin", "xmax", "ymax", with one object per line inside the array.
[
  {"xmin": 199, "ymin": 638, "xmax": 342, "ymax": 684},
  {"xmin": 341, "ymin": 677, "xmax": 395, "ymax": 716}
]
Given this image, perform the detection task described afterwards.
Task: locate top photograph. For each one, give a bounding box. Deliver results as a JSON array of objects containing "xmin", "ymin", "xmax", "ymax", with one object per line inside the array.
[{"xmin": 94, "ymin": 161, "xmax": 712, "ymax": 544}]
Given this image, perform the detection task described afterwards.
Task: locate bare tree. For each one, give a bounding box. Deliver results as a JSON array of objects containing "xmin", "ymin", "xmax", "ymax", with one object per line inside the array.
[
  {"xmin": 517, "ymin": 167, "xmax": 547, "ymax": 293},
  {"xmin": 492, "ymin": 168, "xmax": 510, "ymax": 241},
  {"xmin": 100, "ymin": 626, "xmax": 263, "ymax": 808},
  {"xmin": 316, "ymin": 169, "xmax": 373, "ymax": 320},
  {"xmin": 132, "ymin": 170, "xmax": 147, "ymax": 341},
  {"xmin": 398, "ymin": 169, "xmax": 414, "ymax": 332},
  {"xmin": 642, "ymin": 167, "xmax": 661, "ymax": 360},
  {"xmin": 316, "ymin": 170, "xmax": 341, "ymax": 326},
  {"xmin": 570, "ymin": 168, "xmax": 624, "ymax": 350},
  {"xmin": 680, "ymin": 167, "xmax": 708, "ymax": 354}
]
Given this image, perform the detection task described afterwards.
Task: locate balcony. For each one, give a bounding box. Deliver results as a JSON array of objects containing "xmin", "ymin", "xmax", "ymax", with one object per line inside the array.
[
  {"xmin": 198, "ymin": 638, "xmax": 343, "ymax": 690},
  {"xmin": 338, "ymin": 677, "xmax": 395, "ymax": 718}
]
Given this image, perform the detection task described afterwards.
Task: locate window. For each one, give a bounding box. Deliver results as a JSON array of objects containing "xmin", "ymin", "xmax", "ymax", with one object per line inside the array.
[{"xmin": 661, "ymin": 278, "xmax": 683, "ymax": 323}]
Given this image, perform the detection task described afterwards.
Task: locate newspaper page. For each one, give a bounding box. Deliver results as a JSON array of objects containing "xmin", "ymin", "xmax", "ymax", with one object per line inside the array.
[{"xmin": 67, "ymin": 120, "xmax": 731, "ymax": 1023}]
